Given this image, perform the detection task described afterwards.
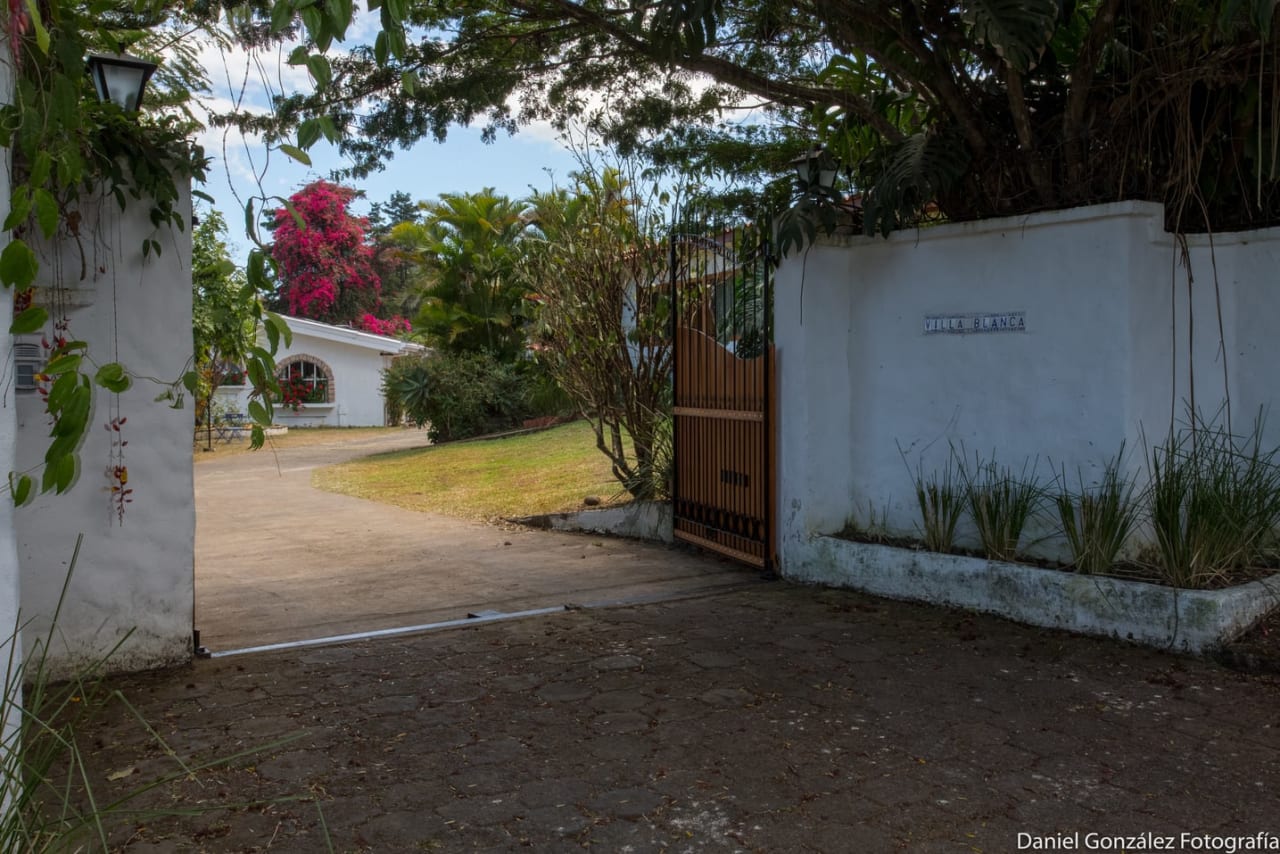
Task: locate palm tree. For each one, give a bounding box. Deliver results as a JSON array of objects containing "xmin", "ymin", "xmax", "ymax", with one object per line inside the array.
[{"xmin": 408, "ymin": 189, "xmax": 534, "ymax": 361}]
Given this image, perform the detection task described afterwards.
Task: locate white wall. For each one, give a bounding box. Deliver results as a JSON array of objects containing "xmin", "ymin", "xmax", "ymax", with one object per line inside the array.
[
  {"xmin": 271, "ymin": 333, "xmax": 393, "ymax": 427},
  {"xmin": 0, "ymin": 49, "xmax": 23, "ymax": 760},
  {"xmin": 775, "ymin": 201, "xmax": 1280, "ymax": 577},
  {"xmin": 15, "ymin": 185, "xmax": 194, "ymax": 678},
  {"xmin": 215, "ymin": 325, "xmax": 403, "ymax": 428}
]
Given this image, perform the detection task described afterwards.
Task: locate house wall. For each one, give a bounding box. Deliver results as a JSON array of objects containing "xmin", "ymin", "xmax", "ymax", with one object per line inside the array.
[
  {"xmin": 774, "ymin": 201, "xmax": 1280, "ymax": 581},
  {"xmin": 215, "ymin": 329, "xmax": 401, "ymax": 427},
  {"xmin": 15, "ymin": 184, "xmax": 195, "ymax": 678},
  {"xmin": 269, "ymin": 333, "xmax": 395, "ymax": 427}
]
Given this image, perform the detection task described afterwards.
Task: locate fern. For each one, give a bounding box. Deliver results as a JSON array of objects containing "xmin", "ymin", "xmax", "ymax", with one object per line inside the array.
[{"xmin": 963, "ymin": 0, "xmax": 1060, "ymax": 72}]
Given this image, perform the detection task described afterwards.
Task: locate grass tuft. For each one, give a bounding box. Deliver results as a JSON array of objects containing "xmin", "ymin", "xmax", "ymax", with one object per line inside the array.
[
  {"xmin": 959, "ymin": 450, "xmax": 1045, "ymax": 563},
  {"xmin": 1055, "ymin": 447, "xmax": 1140, "ymax": 575}
]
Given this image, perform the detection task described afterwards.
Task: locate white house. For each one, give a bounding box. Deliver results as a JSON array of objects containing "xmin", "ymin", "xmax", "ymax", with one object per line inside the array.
[{"xmin": 216, "ymin": 316, "xmax": 426, "ymax": 428}]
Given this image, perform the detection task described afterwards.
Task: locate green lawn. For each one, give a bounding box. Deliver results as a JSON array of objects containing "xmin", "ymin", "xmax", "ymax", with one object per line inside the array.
[{"xmin": 312, "ymin": 420, "xmax": 630, "ymax": 521}]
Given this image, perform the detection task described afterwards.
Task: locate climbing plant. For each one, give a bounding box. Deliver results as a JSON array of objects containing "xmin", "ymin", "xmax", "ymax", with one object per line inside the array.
[{"xmin": 0, "ymin": 0, "xmax": 296, "ymax": 508}]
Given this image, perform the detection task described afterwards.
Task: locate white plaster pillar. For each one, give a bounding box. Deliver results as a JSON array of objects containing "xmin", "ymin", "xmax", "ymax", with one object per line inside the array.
[{"xmin": 0, "ymin": 41, "xmax": 23, "ymax": 809}]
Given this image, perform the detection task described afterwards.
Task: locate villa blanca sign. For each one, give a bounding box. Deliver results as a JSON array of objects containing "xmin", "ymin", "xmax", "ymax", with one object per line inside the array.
[{"xmin": 924, "ymin": 312, "xmax": 1026, "ymax": 334}]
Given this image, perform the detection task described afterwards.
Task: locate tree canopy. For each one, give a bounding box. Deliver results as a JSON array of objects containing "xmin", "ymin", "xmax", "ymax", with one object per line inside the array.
[{"xmin": 234, "ymin": 0, "xmax": 1280, "ymax": 235}]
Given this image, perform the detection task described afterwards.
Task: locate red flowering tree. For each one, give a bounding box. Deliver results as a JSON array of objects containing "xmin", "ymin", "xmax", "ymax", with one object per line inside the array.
[
  {"xmin": 358, "ymin": 313, "xmax": 412, "ymax": 337},
  {"xmin": 269, "ymin": 181, "xmax": 383, "ymax": 324}
]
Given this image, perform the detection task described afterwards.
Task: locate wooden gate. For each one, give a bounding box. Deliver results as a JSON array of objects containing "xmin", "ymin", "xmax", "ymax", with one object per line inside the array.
[{"xmin": 671, "ymin": 219, "xmax": 775, "ymax": 570}]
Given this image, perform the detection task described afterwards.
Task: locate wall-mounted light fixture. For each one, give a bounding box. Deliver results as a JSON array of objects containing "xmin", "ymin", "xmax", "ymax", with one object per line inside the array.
[
  {"xmin": 86, "ymin": 53, "xmax": 157, "ymax": 112},
  {"xmin": 790, "ymin": 148, "xmax": 839, "ymax": 191}
]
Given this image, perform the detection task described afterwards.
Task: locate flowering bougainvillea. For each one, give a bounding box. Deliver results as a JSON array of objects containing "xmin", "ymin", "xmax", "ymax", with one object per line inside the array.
[
  {"xmin": 269, "ymin": 181, "xmax": 383, "ymax": 324},
  {"xmin": 358, "ymin": 313, "xmax": 412, "ymax": 337}
]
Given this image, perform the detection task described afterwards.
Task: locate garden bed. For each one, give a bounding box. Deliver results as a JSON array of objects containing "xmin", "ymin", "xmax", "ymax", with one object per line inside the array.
[{"xmin": 788, "ymin": 535, "xmax": 1280, "ymax": 654}]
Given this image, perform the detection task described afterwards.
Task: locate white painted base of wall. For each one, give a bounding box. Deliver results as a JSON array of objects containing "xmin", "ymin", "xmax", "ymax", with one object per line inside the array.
[
  {"xmin": 787, "ymin": 536, "xmax": 1280, "ymax": 654},
  {"xmin": 516, "ymin": 501, "xmax": 674, "ymax": 543}
]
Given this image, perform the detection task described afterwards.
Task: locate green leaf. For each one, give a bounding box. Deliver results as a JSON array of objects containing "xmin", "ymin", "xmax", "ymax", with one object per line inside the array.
[
  {"xmin": 246, "ymin": 359, "xmax": 268, "ymax": 390},
  {"xmin": 247, "ymin": 399, "xmax": 270, "ymax": 425},
  {"xmin": 306, "ymin": 55, "xmax": 332, "ymax": 89},
  {"xmin": 264, "ymin": 316, "xmax": 280, "ymax": 353},
  {"xmin": 44, "ymin": 452, "xmax": 76, "ymax": 495},
  {"xmin": 250, "ymin": 424, "xmax": 266, "ymax": 450},
  {"xmin": 300, "ymin": 6, "xmax": 322, "ymax": 39},
  {"xmin": 29, "ymin": 151, "xmax": 51, "ymax": 187},
  {"xmin": 962, "ymin": 0, "xmax": 1060, "ymax": 72},
  {"xmin": 182, "ymin": 370, "xmax": 200, "ymax": 395},
  {"xmin": 244, "ymin": 198, "xmax": 257, "ymax": 242},
  {"xmin": 265, "ymin": 312, "xmax": 293, "ymax": 347},
  {"xmin": 23, "ymin": 0, "xmax": 49, "ymax": 54},
  {"xmin": 298, "ymin": 118, "xmax": 322, "ymax": 150},
  {"xmin": 33, "ymin": 189, "xmax": 58, "ymax": 238},
  {"xmin": 282, "ymin": 200, "xmax": 304, "ymax": 231},
  {"xmin": 401, "ymin": 70, "xmax": 417, "ymax": 96},
  {"xmin": 10, "ymin": 305, "xmax": 48, "ymax": 335},
  {"xmin": 288, "ymin": 45, "xmax": 310, "ymax": 65},
  {"xmin": 11, "ymin": 473, "xmax": 33, "ymax": 507},
  {"xmin": 318, "ymin": 115, "xmax": 340, "ymax": 144},
  {"xmin": 247, "ymin": 248, "xmax": 269, "ymax": 292},
  {"xmin": 271, "ymin": 0, "xmax": 293, "ymax": 32},
  {"xmin": 0, "ymin": 240, "xmax": 38, "ymax": 288},
  {"xmin": 44, "ymin": 353, "xmax": 82, "ymax": 374},
  {"xmin": 192, "ymin": 189, "xmax": 215, "ymax": 204},
  {"xmin": 4, "ymin": 188, "xmax": 30, "ymax": 231},
  {"xmin": 94, "ymin": 362, "xmax": 132, "ymax": 393},
  {"xmin": 279, "ymin": 144, "xmax": 312, "ymax": 166}
]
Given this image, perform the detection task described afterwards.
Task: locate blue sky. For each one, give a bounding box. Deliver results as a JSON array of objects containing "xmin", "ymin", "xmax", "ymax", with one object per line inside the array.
[{"xmin": 190, "ymin": 29, "xmax": 583, "ymax": 263}]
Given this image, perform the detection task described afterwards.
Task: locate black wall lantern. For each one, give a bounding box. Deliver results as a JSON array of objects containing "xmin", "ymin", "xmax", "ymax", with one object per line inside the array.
[
  {"xmin": 86, "ymin": 53, "xmax": 157, "ymax": 112},
  {"xmin": 790, "ymin": 148, "xmax": 839, "ymax": 191}
]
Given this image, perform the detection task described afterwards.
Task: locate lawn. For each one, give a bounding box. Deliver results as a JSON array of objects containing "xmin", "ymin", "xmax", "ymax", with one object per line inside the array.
[{"xmin": 311, "ymin": 420, "xmax": 629, "ymax": 521}]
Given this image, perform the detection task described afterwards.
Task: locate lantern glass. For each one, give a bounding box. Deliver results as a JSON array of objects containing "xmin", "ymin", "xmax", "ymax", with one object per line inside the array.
[
  {"xmin": 791, "ymin": 148, "xmax": 838, "ymax": 190},
  {"xmin": 87, "ymin": 53, "xmax": 157, "ymax": 112}
]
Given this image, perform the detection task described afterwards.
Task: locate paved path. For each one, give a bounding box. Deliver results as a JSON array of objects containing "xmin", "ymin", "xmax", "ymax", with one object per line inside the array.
[
  {"xmin": 195, "ymin": 430, "xmax": 755, "ymax": 652},
  {"xmin": 73, "ymin": 584, "xmax": 1280, "ymax": 852}
]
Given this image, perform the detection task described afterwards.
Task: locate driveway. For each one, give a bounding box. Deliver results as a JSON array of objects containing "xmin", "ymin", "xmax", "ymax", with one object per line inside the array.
[
  {"xmin": 195, "ymin": 429, "xmax": 756, "ymax": 652},
  {"xmin": 69, "ymin": 584, "xmax": 1280, "ymax": 851}
]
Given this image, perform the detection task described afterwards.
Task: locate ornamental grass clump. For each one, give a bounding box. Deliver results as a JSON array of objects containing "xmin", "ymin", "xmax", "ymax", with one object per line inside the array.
[
  {"xmin": 910, "ymin": 452, "xmax": 965, "ymax": 554},
  {"xmin": 1146, "ymin": 416, "xmax": 1280, "ymax": 588},
  {"xmin": 1055, "ymin": 448, "xmax": 1141, "ymax": 575},
  {"xmin": 960, "ymin": 451, "xmax": 1045, "ymax": 563}
]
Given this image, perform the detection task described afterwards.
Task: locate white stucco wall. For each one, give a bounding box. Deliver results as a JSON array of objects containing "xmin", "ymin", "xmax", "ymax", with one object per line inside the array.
[
  {"xmin": 1, "ymin": 50, "xmax": 23, "ymax": 757},
  {"xmin": 775, "ymin": 201, "xmax": 1280, "ymax": 576},
  {"xmin": 14, "ymin": 184, "xmax": 195, "ymax": 678}
]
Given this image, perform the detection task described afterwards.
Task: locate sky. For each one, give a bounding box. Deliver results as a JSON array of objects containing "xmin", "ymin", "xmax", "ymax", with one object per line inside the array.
[{"xmin": 188, "ymin": 27, "xmax": 583, "ymax": 263}]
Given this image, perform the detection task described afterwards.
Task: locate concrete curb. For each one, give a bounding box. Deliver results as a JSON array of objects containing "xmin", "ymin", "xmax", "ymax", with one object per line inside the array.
[
  {"xmin": 512, "ymin": 501, "xmax": 674, "ymax": 544},
  {"xmin": 787, "ymin": 536, "xmax": 1280, "ymax": 654}
]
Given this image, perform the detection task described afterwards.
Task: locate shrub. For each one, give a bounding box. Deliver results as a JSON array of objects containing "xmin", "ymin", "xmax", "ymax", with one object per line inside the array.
[{"xmin": 383, "ymin": 352, "xmax": 532, "ymax": 442}]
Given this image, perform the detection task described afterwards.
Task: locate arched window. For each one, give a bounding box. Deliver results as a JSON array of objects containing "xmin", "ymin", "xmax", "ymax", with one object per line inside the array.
[{"xmin": 276, "ymin": 356, "xmax": 333, "ymax": 407}]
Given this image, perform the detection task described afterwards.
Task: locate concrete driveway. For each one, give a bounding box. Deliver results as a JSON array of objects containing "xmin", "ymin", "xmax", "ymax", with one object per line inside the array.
[{"xmin": 195, "ymin": 429, "xmax": 756, "ymax": 653}]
